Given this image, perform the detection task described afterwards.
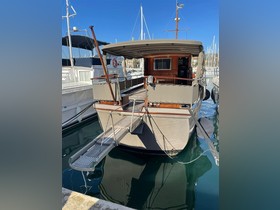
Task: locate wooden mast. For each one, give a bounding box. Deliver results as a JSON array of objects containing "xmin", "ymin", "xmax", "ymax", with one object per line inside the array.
[
  {"xmin": 89, "ymin": 26, "xmax": 116, "ymax": 103},
  {"xmin": 175, "ymin": 0, "xmax": 184, "ymax": 39}
]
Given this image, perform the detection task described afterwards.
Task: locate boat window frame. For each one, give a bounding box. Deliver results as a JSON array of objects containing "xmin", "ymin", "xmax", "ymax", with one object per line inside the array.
[{"xmin": 153, "ymin": 58, "xmax": 172, "ymax": 70}]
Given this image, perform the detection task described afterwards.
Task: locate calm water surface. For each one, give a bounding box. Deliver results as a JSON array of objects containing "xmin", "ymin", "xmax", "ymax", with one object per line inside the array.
[{"xmin": 62, "ymin": 98, "xmax": 219, "ymax": 210}]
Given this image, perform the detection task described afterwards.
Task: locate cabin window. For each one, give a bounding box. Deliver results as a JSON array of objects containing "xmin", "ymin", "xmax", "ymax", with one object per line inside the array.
[{"xmin": 154, "ymin": 58, "xmax": 171, "ymax": 70}]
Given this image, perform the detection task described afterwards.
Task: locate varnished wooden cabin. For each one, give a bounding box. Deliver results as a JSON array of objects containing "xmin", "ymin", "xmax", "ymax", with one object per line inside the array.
[{"xmin": 102, "ymin": 39, "xmax": 204, "ymax": 86}]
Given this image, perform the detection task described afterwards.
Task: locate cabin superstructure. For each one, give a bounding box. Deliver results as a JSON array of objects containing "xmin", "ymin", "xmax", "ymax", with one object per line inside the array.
[
  {"xmin": 99, "ymin": 40, "xmax": 205, "ymax": 106},
  {"xmin": 93, "ymin": 40, "xmax": 206, "ymax": 153},
  {"xmin": 102, "ymin": 39, "xmax": 204, "ymax": 80}
]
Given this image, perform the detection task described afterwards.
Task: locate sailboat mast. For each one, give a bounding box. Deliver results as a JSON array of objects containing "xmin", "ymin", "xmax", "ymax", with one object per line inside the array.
[
  {"xmin": 140, "ymin": 5, "xmax": 145, "ymax": 71},
  {"xmin": 140, "ymin": 5, "xmax": 144, "ymax": 40},
  {"xmin": 65, "ymin": 0, "xmax": 74, "ymax": 69}
]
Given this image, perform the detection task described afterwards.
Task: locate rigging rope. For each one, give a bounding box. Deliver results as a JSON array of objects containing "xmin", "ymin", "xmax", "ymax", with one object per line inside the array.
[
  {"xmin": 144, "ymin": 107, "xmax": 218, "ymax": 166},
  {"xmin": 143, "ymin": 15, "xmax": 151, "ymax": 39},
  {"xmin": 80, "ymin": 171, "xmax": 92, "ymax": 194},
  {"xmin": 144, "ymin": 107, "xmax": 177, "ymax": 153},
  {"xmin": 130, "ymin": 9, "xmax": 140, "ymax": 40}
]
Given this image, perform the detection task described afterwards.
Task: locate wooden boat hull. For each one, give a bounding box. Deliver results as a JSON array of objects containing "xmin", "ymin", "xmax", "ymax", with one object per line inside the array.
[{"xmin": 95, "ymin": 104, "xmax": 199, "ymax": 156}]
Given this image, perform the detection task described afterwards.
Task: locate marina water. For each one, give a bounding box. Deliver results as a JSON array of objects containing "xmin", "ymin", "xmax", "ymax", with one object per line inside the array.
[{"xmin": 62, "ymin": 98, "xmax": 219, "ymax": 210}]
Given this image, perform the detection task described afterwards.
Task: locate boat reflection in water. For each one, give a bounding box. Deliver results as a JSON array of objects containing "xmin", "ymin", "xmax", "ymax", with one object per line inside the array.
[
  {"xmin": 62, "ymin": 118, "xmax": 104, "ymax": 197},
  {"xmin": 63, "ymin": 126, "xmax": 214, "ymax": 209},
  {"xmin": 62, "ymin": 160, "xmax": 105, "ymax": 197},
  {"xmin": 62, "ymin": 117, "xmax": 102, "ymax": 170}
]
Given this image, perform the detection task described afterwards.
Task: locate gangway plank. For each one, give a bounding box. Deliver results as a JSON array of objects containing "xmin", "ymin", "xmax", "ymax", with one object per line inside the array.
[{"xmin": 69, "ymin": 115, "xmax": 143, "ymax": 171}]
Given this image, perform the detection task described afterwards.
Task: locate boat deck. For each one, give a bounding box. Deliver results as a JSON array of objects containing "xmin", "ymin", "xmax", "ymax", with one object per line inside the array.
[
  {"xmin": 62, "ymin": 82, "xmax": 92, "ymax": 94},
  {"xmin": 122, "ymin": 87, "xmax": 147, "ymax": 111}
]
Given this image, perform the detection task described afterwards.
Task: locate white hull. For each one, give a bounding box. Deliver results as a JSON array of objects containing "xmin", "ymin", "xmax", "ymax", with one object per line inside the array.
[
  {"xmin": 62, "ymin": 65, "xmax": 124, "ymax": 128},
  {"xmin": 62, "ymin": 84, "xmax": 96, "ymax": 128}
]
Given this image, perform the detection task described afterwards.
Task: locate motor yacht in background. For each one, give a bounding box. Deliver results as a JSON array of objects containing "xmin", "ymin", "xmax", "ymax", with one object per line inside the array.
[
  {"xmin": 62, "ymin": 35, "xmax": 124, "ymax": 129},
  {"xmin": 62, "ymin": 0, "xmax": 124, "ymax": 130}
]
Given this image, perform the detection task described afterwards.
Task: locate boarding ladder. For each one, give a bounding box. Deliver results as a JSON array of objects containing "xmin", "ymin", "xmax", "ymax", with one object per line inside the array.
[{"xmin": 69, "ymin": 103, "xmax": 143, "ymax": 172}]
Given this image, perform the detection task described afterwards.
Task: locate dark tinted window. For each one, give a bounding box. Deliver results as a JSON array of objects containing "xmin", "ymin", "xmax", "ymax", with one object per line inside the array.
[{"xmin": 154, "ymin": 58, "xmax": 171, "ymax": 70}]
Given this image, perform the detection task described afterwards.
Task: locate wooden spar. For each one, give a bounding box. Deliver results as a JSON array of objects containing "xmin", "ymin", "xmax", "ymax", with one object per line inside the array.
[
  {"xmin": 89, "ymin": 26, "xmax": 116, "ymax": 102},
  {"xmin": 175, "ymin": 1, "xmax": 184, "ymax": 39}
]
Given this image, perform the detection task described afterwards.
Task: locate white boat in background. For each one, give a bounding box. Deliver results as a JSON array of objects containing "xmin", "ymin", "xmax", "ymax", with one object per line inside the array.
[
  {"xmin": 62, "ymin": 35, "xmax": 124, "ymax": 129},
  {"xmin": 62, "ymin": 0, "xmax": 124, "ymax": 130}
]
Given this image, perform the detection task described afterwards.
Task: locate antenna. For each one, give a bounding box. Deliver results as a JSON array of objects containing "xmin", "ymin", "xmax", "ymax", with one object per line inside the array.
[
  {"xmin": 62, "ymin": 0, "xmax": 77, "ymax": 70},
  {"xmin": 175, "ymin": 0, "xmax": 184, "ymax": 39},
  {"xmin": 166, "ymin": 0, "xmax": 184, "ymax": 39}
]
